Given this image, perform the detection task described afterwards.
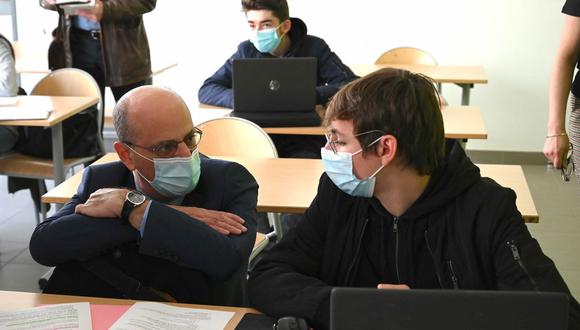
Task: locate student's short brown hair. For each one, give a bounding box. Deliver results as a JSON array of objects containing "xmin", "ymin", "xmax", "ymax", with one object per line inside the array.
[
  {"xmin": 324, "ymin": 68, "xmax": 445, "ymax": 175},
  {"xmin": 241, "ymin": 0, "xmax": 289, "ymax": 22}
]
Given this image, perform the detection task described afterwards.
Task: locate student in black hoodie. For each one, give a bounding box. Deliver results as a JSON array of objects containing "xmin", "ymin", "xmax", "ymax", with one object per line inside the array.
[
  {"xmin": 198, "ymin": 0, "xmax": 357, "ymax": 158},
  {"xmin": 248, "ymin": 68, "xmax": 580, "ymax": 330}
]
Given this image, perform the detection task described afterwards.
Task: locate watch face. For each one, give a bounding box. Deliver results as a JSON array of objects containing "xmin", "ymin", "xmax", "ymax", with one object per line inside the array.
[{"xmin": 127, "ymin": 191, "xmax": 146, "ymax": 205}]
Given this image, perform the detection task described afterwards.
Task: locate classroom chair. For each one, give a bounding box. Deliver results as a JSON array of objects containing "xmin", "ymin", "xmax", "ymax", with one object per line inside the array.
[
  {"xmin": 0, "ymin": 68, "xmax": 104, "ymax": 223},
  {"xmin": 376, "ymin": 47, "xmax": 442, "ymax": 92},
  {"xmin": 196, "ymin": 117, "xmax": 279, "ymax": 261}
]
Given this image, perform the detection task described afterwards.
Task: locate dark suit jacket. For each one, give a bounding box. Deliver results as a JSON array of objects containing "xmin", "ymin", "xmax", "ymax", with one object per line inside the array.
[{"xmin": 30, "ymin": 157, "xmax": 258, "ymax": 306}]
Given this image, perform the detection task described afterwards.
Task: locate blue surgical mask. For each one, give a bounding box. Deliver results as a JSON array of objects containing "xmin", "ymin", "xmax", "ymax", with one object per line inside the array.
[
  {"xmin": 129, "ymin": 146, "xmax": 201, "ymax": 198},
  {"xmin": 320, "ymin": 145, "xmax": 385, "ymax": 198},
  {"xmin": 249, "ymin": 23, "xmax": 284, "ymax": 53}
]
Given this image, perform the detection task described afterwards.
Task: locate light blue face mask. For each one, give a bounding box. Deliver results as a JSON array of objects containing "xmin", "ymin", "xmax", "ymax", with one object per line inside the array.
[
  {"xmin": 130, "ymin": 147, "xmax": 201, "ymax": 198},
  {"xmin": 320, "ymin": 142, "xmax": 385, "ymax": 198},
  {"xmin": 249, "ymin": 23, "xmax": 284, "ymax": 53}
]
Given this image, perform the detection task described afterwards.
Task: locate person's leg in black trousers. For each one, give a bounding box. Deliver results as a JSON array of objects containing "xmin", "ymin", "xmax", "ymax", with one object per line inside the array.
[
  {"xmin": 70, "ymin": 28, "xmax": 106, "ymax": 141},
  {"xmin": 111, "ymin": 77, "xmax": 152, "ymax": 102}
]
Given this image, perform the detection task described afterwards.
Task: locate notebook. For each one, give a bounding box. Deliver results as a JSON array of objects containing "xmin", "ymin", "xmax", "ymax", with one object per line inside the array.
[
  {"xmin": 330, "ymin": 288, "xmax": 569, "ymax": 330},
  {"xmin": 232, "ymin": 57, "xmax": 319, "ymax": 127}
]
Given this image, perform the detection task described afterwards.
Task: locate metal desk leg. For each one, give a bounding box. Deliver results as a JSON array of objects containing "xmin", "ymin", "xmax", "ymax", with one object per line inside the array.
[
  {"xmin": 460, "ymin": 83, "xmax": 474, "ymax": 106},
  {"xmin": 266, "ymin": 212, "xmax": 284, "ymax": 241},
  {"xmin": 51, "ymin": 123, "xmax": 65, "ymax": 211}
]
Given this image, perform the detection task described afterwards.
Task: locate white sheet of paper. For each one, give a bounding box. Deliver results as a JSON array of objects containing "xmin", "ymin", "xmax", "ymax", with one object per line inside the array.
[
  {"xmin": 109, "ymin": 302, "xmax": 234, "ymax": 330},
  {"xmin": 0, "ymin": 97, "xmax": 19, "ymax": 107},
  {"xmin": 0, "ymin": 302, "xmax": 92, "ymax": 330},
  {"xmin": 0, "ymin": 107, "xmax": 51, "ymax": 120}
]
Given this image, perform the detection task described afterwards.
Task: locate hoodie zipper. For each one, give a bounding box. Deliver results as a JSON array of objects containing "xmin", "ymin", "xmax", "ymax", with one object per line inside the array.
[
  {"xmin": 507, "ymin": 240, "xmax": 539, "ymax": 291},
  {"xmin": 345, "ymin": 218, "xmax": 369, "ymax": 284},
  {"xmin": 393, "ymin": 216, "xmax": 401, "ymax": 284}
]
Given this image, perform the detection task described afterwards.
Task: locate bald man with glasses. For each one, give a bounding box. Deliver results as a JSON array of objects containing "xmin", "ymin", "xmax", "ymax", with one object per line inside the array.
[{"xmin": 30, "ymin": 86, "xmax": 259, "ymax": 306}]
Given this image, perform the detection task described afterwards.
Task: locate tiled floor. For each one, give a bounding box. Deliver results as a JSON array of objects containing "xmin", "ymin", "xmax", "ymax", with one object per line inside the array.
[{"xmin": 0, "ymin": 165, "xmax": 579, "ymax": 300}]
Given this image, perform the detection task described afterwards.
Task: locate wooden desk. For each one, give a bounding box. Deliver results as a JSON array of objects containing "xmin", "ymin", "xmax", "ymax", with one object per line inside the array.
[
  {"xmin": 0, "ymin": 95, "xmax": 99, "ymax": 185},
  {"xmin": 107, "ymin": 104, "xmax": 487, "ymax": 141},
  {"xmin": 349, "ymin": 64, "xmax": 488, "ymax": 105},
  {"xmin": 195, "ymin": 104, "xmax": 487, "ymax": 140},
  {"xmin": 42, "ymin": 154, "xmax": 538, "ymax": 223},
  {"xmin": 261, "ymin": 106, "xmax": 487, "ymax": 140},
  {"xmin": 0, "ymin": 290, "xmax": 257, "ymax": 330}
]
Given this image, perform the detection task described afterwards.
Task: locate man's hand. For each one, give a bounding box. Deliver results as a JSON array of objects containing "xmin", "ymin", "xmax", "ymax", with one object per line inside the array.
[
  {"xmin": 377, "ymin": 284, "xmax": 411, "ymax": 290},
  {"xmin": 75, "ymin": 188, "xmax": 127, "ymax": 219},
  {"xmin": 171, "ymin": 206, "xmax": 247, "ymax": 236},
  {"xmin": 75, "ymin": 0, "xmax": 103, "ymax": 21}
]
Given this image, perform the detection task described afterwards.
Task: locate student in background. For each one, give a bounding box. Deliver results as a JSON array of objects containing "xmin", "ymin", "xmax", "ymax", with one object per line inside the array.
[
  {"xmin": 30, "ymin": 86, "xmax": 258, "ymax": 306},
  {"xmin": 248, "ymin": 68, "xmax": 580, "ymax": 330},
  {"xmin": 0, "ymin": 33, "xmax": 19, "ymax": 154},
  {"xmin": 198, "ymin": 0, "xmax": 357, "ymax": 158},
  {"xmin": 544, "ymin": 0, "xmax": 580, "ymax": 183},
  {"xmin": 39, "ymin": 0, "xmax": 155, "ymax": 110}
]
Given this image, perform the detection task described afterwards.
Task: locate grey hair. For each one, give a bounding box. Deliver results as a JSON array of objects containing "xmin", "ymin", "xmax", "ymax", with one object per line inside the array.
[{"xmin": 112, "ymin": 94, "xmax": 133, "ymax": 143}]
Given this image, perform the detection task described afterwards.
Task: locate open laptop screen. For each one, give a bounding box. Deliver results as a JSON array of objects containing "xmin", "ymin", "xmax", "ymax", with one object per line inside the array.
[{"xmin": 330, "ymin": 288, "xmax": 569, "ymax": 330}]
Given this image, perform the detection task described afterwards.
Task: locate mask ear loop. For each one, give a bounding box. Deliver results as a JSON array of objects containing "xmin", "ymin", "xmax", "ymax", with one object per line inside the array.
[
  {"xmin": 124, "ymin": 144, "xmax": 156, "ymax": 184},
  {"xmin": 358, "ymin": 136, "xmax": 386, "ymax": 179},
  {"xmin": 124, "ymin": 143, "xmax": 154, "ymax": 163}
]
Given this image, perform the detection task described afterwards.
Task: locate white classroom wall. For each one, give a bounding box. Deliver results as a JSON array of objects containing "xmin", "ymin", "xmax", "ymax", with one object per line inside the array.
[{"xmin": 5, "ymin": 0, "xmax": 568, "ymax": 153}]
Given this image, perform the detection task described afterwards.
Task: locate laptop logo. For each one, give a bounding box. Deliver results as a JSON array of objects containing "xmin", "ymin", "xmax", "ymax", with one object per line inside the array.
[{"xmin": 269, "ymin": 80, "xmax": 281, "ymax": 91}]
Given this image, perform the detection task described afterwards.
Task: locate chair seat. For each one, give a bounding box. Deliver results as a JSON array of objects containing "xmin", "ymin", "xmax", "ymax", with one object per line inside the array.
[{"xmin": 0, "ymin": 152, "xmax": 95, "ymax": 179}]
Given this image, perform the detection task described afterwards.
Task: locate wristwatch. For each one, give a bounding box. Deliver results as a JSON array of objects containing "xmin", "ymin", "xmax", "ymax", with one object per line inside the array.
[{"xmin": 121, "ymin": 190, "xmax": 147, "ymax": 223}]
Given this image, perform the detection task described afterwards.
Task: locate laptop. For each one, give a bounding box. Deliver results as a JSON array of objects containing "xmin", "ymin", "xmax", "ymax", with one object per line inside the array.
[
  {"xmin": 330, "ymin": 288, "xmax": 569, "ymax": 330},
  {"xmin": 232, "ymin": 57, "xmax": 320, "ymax": 127}
]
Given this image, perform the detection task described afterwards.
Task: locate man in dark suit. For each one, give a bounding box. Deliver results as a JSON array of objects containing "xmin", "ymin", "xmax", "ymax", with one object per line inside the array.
[{"xmin": 30, "ymin": 86, "xmax": 258, "ymax": 306}]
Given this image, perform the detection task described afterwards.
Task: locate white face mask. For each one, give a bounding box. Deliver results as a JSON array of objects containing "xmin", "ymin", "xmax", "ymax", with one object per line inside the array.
[{"xmin": 320, "ymin": 138, "xmax": 384, "ymax": 198}]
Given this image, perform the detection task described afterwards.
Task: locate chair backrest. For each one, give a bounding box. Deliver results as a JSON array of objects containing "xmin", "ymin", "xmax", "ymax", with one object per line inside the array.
[
  {"xmin": 375, "ymin": 47, "xmax": 438, "ymax": 65},
  {"xmin": 31, "ymin": 68, "xmax": 104, "ymax": 152},
  {"xmin": 196, "ymin": 117, "xmax": 278, "ymax": 158}
]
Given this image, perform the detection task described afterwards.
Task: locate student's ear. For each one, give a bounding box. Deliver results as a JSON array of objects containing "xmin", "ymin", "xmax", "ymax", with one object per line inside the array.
[
  {"xmin": 281, "ymin": 18, "xmax": 291, "ymax": 34},
  {"xmin": 377, "ymin": 135, "xmax": 397, "ymax": 166},
  {"xmin": 114, "ymin": 141, "xmax": 136, "ymax": 171}
]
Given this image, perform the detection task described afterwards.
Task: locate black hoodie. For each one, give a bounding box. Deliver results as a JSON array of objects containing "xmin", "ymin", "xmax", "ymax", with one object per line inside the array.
[{"xmin": 249, "ymin": 140, "xmax": 580, "ymax": 330}]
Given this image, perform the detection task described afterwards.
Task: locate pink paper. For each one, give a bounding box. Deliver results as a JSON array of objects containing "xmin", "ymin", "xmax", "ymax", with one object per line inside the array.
[{"xmin": 90, "ymin": 304, "xmax": 131, "ymax": 330}]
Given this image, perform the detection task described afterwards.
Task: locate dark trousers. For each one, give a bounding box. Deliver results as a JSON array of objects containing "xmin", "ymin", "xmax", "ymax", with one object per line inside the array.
[{"xmin": 69, "ymin": 28, "xmax": 151, "ymax": 129}]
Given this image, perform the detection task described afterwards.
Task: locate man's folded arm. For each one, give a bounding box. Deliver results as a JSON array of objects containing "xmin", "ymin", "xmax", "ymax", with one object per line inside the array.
[
  {"xmin": 138, "ymin": 162, "xmax": 259, "ymax": 279},
  {"xmin": 29, "ymin": 197, "xmax": 140, "ymax": 266}
]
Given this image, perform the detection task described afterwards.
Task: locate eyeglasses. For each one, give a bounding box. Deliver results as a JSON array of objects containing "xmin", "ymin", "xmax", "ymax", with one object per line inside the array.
[
  {"xmin": 325, "ymin": 129, "xmax": 385, "ymax": 154},
  {"xmin": 124, "ymin": 127, "xmax": 203, "ymax": 158},
  {"xmin": 562, "ymin": 144, "xmax": 574, "ymax": 182}
]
